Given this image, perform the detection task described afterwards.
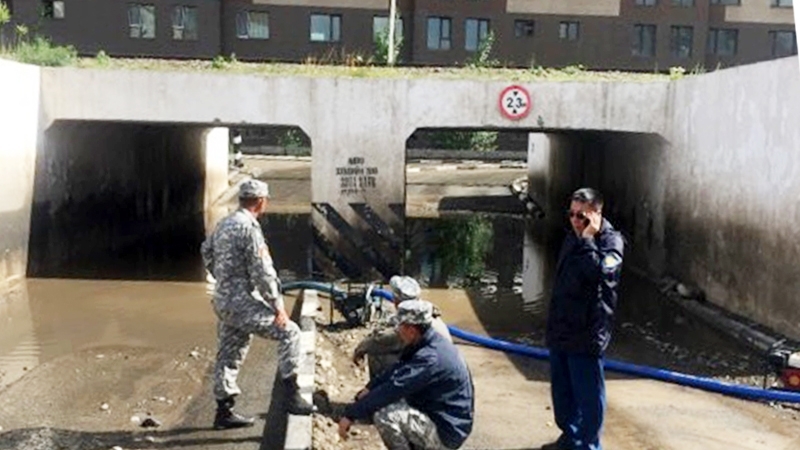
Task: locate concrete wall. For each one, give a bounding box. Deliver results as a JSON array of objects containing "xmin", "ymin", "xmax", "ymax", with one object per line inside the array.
[
  {"xmin": 581, "ymin": 132, "xmax": 669, "ymax": 278},
  {"xmin": 0, "ymin": 59, "xmax": 39, "ymax": 299},
  {"xmin": 663, "ymin": 56, "xmax": 800, "ymax": 339}
]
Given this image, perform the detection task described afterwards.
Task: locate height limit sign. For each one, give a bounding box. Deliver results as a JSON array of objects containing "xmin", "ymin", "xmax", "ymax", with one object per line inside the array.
[{"xmin": 499, "ymin": 85, "xmax": 531, "ymax": 121}]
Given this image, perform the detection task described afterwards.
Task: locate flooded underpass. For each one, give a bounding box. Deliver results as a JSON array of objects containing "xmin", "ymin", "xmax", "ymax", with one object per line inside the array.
[
  {"xmin": 260, "ymin": 212, "xmax": 773, "ymax": 386},
  {"xmin": 2, "ymin": 207, "xmax": 799, "ymax": 449}
]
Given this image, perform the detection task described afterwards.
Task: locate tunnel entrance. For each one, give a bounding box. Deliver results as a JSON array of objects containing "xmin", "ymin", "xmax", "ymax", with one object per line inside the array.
[
  {"xmin": 27, "ymin": 121, "xmax": 215, "ymax": 281},
  {"xmin": 26, "ymin": 121, "xmax": 314, "ymax": 282},
  {"xmin": 402, "ymin": 128, "xmax": 530, "ymax": 294}
]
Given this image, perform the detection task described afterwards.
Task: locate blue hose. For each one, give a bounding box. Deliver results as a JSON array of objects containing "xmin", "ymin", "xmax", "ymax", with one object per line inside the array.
[
  {"xmin": 284, "ymin": 281, "xmax": 800, "ymax": 404},
  {"xmin": 448, "ymin": 326, "xmax": 800, "ymax": 404}
]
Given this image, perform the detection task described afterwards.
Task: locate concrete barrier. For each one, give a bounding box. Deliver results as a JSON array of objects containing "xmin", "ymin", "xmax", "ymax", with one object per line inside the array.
[{"xmin": 284, "ymin": 289, "xmax": 319, "ymax": 450}]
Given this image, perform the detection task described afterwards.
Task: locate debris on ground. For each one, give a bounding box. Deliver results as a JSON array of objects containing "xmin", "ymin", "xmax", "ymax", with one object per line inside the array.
[{"xmin": 312, "ymin": 319, "xmax": 385, "ymax": 450}]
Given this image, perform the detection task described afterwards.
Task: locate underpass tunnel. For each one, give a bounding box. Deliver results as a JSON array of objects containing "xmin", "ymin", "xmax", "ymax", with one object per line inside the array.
[
  {"xmin": 403, "ymin": 128, "xmax": 529, "ymax": 292},
  {"xmin": 523, "ymin": 131, "xmax": 669, "ymax": 313},
  {"xmin": 27, "ymin": 121, "xmax": 229, "ymax": 282}
]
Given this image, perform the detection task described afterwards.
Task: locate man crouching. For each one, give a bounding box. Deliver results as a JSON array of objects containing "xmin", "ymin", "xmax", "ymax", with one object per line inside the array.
[{"xmin": 338, "ymin": 300, "xmax": 475, "ymax": 450}]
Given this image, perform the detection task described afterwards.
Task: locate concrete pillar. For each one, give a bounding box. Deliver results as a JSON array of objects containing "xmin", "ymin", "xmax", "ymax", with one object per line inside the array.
[
  {"xmin": 308, "ymin": 132, "xmax": 407, "ymax": 282},
  {"xmin": 0, "ymin": 60, "xmax": 40, "ymax": 298},
  {"xmin": 522, "ymin": 133, "xmax": 554, "ymax": 308},
  {"xmin": 201, "ymin": 127, "xmax": 230, "ymax": 233},
  {"xmin": 522, "ymin": 132, "xmax": 581, "ymax": 309}
]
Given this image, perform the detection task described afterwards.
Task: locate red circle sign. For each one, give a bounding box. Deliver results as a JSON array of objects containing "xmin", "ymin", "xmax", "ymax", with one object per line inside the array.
[{"xmin": 498, "ymin": 85, "xmax": 532, "ymax": 121}]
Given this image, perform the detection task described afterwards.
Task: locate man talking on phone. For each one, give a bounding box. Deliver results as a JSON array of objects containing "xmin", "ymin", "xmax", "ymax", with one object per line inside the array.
[{"xmin": 543, "ymin": 188, "xmax": 624, "ymax": 450}]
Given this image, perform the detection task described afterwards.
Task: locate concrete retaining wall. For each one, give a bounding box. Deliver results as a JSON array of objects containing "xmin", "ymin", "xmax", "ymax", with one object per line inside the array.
[
  {"xmin": 0, "ymin": 60, "xmax": 40, "ymax": 298},
  {"xmin": 663, "ymin": 56, "xmax": 800, "ymax": 339}
]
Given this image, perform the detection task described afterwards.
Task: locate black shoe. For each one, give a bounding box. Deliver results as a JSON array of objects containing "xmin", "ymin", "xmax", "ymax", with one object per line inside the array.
[
  {"xmin": 541, "ymin": 434, "xmax": 573, "ymax": 450},
  {"xmin": 284, "ymin": 376, "xmax": 317, "ymax": 416},
  {"xmin": 213, "ymin": 396, "xmax": 255, "ymax": 430}
]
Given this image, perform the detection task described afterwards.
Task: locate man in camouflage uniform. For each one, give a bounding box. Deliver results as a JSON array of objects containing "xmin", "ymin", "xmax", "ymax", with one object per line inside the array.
[
  {"xmin": 353, "ymin": 276, "xmax": 453, "ymax": 380},
  {"xmin": 201, "ymin": 179, "xmax": 315, "ymax": 430},
  {"xmin": 339, "ymin": 300, "xmax": 475, "ymax": 450}
]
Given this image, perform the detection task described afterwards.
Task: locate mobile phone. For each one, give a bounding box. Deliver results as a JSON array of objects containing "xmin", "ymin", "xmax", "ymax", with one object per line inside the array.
[{"xmin": 583, "ymin": 217, "xmax": 590, "ymax": 227}]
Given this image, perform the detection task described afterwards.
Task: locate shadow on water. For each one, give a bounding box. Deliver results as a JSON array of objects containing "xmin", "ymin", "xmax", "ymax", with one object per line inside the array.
[{"xmin": 262, "ymin": 212, "xmax": 768, "ymax": 384}]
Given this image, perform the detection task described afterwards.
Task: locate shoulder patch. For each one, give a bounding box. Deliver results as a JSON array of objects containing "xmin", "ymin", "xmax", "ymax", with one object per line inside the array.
[{"xmin": 602, "ymin": 253, "xmax": 622, "ymax": 271}]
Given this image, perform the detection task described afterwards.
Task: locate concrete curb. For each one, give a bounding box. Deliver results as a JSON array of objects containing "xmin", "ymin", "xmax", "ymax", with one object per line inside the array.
[{"xmin": 284, "ymin": 289, "xmax": 318, "ymax": 450}]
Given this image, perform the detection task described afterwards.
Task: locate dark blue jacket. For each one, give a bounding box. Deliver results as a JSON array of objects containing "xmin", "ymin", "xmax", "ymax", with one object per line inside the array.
[
  {"xmin": 343, "ymin": 327, "xmax": 475, "ymax": 449},
  {"xmin": 545, "ymin": 218, "xmax": 624, "ymax": 356}
]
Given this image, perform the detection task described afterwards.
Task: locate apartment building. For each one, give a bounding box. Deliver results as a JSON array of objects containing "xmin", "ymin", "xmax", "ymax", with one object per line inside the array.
[{"xmin": 3, "ymin": 0, "xmax": 796, "ymax": 71}]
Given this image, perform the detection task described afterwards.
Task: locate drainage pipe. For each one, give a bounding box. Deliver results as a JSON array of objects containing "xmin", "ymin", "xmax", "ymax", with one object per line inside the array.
[{"xmin": 281, "ymin": 281, "xmax": 800, "ymax": 404}]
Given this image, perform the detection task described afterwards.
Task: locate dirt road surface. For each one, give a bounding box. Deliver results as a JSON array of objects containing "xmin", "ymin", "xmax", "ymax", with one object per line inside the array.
[{"xmin": 312, "ymin": 289, "xmax": 800, "ymax": 450}]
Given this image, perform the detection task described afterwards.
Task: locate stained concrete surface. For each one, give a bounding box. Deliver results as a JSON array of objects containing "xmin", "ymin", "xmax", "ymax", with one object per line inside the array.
[{"xmin": 0, "ymin": 279, "xmax": 297, "ymax": 450}]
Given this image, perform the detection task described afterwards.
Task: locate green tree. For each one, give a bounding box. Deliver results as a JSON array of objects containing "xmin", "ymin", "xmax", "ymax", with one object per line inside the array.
[
  {"xmin": 434, "ymin": 215, "xmax": 494, "ymax": 283},
  {"xmin": 0, "ymin": 2, "xmax": 11, "ymax": 50},
  {"xmin": 431, "ymin": 130, "xmax": 498, "ymax": 152},
  {"xmin": 466, "ymin": 30, "xmax": 500, "ymax": 69},
  {"xmin": 374, "ymin": 29, "xmax": 402, "ymax": 65}
]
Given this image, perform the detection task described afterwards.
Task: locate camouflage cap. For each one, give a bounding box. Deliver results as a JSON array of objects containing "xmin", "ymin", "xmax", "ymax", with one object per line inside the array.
[
  {"xmin": 396, "ymin": 300, "xmax": 434, "ymax": 326},
  {"xmin": 389, "ymin": 275, "xmax": 421, "ymax": 301},
  {"xmin": 239, "ymin": 179, "xmax": 270, "ymax": 199}
]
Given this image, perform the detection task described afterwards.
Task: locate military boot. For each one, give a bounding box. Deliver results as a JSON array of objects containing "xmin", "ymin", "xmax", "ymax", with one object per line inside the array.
[
  {"xmin": 283, "ymin": 375, "xmax": 317, "ymax": 415},
  {"xmin": 213, "ymin": 396, "xmax": 255, "ymax": 430}
]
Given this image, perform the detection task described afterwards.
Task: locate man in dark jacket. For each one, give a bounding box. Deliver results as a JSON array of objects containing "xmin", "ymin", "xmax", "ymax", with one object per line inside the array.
[
  {"xmin": 338, "ymin": 300, "xmax": 475, "ymax": 450},
  {"xmin": 544, "ymin": 188, "xmax": 624, "ymax": 450}
]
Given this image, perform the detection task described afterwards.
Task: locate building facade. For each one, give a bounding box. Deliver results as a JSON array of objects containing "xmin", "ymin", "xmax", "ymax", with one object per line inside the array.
[{"xmin": 4, "ymin": 0, "xmax": 797, "ymax": 71}]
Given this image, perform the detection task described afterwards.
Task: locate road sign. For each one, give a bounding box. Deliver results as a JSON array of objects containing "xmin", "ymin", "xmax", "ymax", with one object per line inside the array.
[{"xmin": 499, "ymin": 85, "xmax": 531, "ymax": 121}]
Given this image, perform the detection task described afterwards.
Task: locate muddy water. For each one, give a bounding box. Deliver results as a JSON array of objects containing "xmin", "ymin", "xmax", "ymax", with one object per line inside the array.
[
  {"xmin": 262, "ymin": 213, "xmax": 767, "ymax": 382},
  {"xmin": 0, "ymin": 279, "xmax": 217, "ymax": 391},
  {"xmin": 0, "ymin": 212, "xmax": 767, "ymax": 395}
]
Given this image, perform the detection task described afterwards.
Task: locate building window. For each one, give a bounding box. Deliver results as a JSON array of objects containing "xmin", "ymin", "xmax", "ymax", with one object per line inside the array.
[
  {"xmin": 635, "ymin": 0, "xmax": 657, "ymax": 5},
  {"xmin": 427, "ymin": 16, "xmax": 451, "ymax": 50},
  {"xmin": 632, "ymin": 24, "xmax": 656, "ymax": 57},
  {"xmin": 236, "ymin": 11, "xmax": 270, "ymax": 39},
  {"xmin": 670, "ymin": 26, "xmax": 693, "ymax": 58},
  {"xmin": 373, "ymin": 16, "xmax": 403, "ymax": 43},
  {"xmin": 514, "ymin": 20, "xmax": 534, "ymax": 38},
  {"xmin": 672, "ymin": 0, "xmax": 694, "ymax": 6},
  {"xmin": 465, "ymin": 18, "xmax": 490, "ymax": 51},
  {"xmin": 559, "ymin": 21, "xmax": 579, "ymax": 41},
  {"xmin": 710, "ymin": 0, "xmax": 740, "ymax": 5},
  {"xmin": 770, "ymin": 30, "xmax": 797, "ymax": 56},
  {"xmin": 128, "ymin": 4, "xmax": 156, "ymax": 39},
  {"xmin": 42, "ymin": 0, "xmax": 65, "ymax": 19},
  {"xmin": 172, "ymin": 6, "xmax": 197, "ymax": 41},
  {"xmin": 707, "ymin": 28, "xmax": 738, "ymax": 56},
  {"xmin": 310, "ymin": 14, "xmax": 341, "ymax": 42},
  {"xmin": 771, "ymin": 0, "xmax": 793, "ymax": 7}
]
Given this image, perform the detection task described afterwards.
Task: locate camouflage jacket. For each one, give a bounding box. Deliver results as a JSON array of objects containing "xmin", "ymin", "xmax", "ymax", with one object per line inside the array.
[{"xmin": 201, "ymin": 208, "xmax": 284, "ymax": 312}]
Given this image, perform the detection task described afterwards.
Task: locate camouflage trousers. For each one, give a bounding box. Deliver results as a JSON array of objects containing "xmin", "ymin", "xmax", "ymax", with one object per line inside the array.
[
  {"xmin": 374, "ymin": 400, "xmax": 447, "ymax": 450},
  {"xmin": 212, "ymin": 296, "xmax": 300, "ymax": 400}
]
